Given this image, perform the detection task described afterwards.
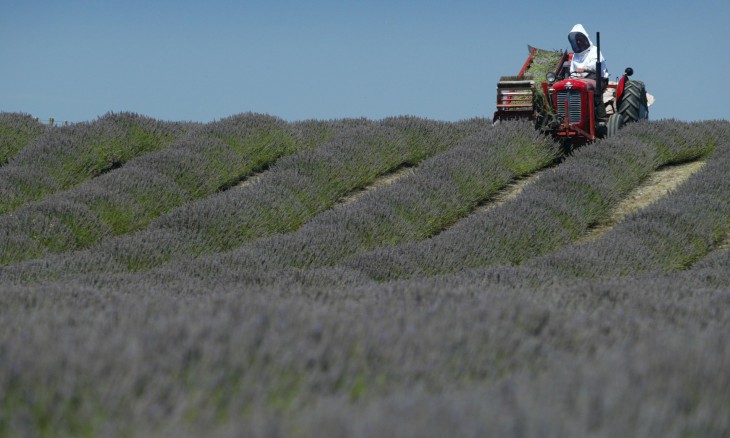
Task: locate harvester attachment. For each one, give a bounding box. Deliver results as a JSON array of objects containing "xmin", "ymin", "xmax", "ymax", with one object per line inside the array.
[
  {"xmin": 493, "ymin": 46, "xmax": 566, "ymax": 124},
  {"xmin": 494, "ymin": 77, "xmax": 535, "ymax": 122}
]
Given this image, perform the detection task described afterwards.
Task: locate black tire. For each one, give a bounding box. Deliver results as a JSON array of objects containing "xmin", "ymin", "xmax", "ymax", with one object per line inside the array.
[
  {"xmin": 618, "ymin": 80, "xmax": 649, "ymax": 122},
  {"xmin": 560, "ymin": 138, "xmax": 572, "ymax": 156},
  {"xmin": 607, "ymin": 113, "xmax": 623, "ymax": 137}
]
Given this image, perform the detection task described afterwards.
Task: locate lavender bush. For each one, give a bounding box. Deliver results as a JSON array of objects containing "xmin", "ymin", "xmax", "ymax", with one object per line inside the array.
[
  {"xmin": 0, "ymin": 117, "xmax": 479, "ymax": 281},
  {"xmin": 1, "ymin": 116, "xmax": 729, "ymax": 437},
  {"xmin": 1, "ymin": 267, "xmax": 728, "ymax": 436},
  {"xmin": 149, "ymin": 117, "xmax": 473, "ymax": 251},
  {"xmin": 286, "ymin": 328, "xmax": 730, "ymax": 438},
  {"xmin": 680, "ymin": 246, "xmax": 730, "ymax": 287},
  {"xmin": 0, "ymin": 112, "xmax": 46, "ymax": 165},
  {"xmin": 0, "ymin": 113, "xmax": 303, "ymax": 265},
  {"xmin": 524, "ymin": 131, "xmax": 730, "ymax": 279},
  {"xmin": 151, "ymin": 120, "xmax": 559, "ymax": 285},
  {"xmin": 343, "ymin": 120, "xmax": 720, "ymax": 281},
  {"xmin": 0, "ymin": 112, "xmax": 192, "ymax": 214}
]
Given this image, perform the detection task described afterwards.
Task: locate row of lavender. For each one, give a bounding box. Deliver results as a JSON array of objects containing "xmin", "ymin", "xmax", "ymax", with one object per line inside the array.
[
  {"xmin": 3, "ymin": 120, "xmax": 723, "ymax": 286},
  {"xmin": 2, "ymin": 257, "xmax": 727, "ymax": 436},
  {"xmin": 145, "ymin": 120, "xmax": 560, "ymax": 286},
  {"xmin": 288, "ymin": 183, "xmax": 730, "ymax": 436},
  {"xmin": 339, "ymin": 120, "xmax": 725, "ymax": 282},
  {"xmin": 0, "ymin": 112, "xmax": 46, "ymax": 165},
  {"xmin": 310, "ymin": 117, "xmax": 730, "ymax": 438},
  {"xmin": 409, "ymin": 119, "xmax": 730, "ymax": 292},
  {"xmin": 0, "ymin": 112, "xmax": 194, "ymax": 215},
  {"xmin": 1, "ymin": 119, "xmax": 729, "ymax": 436},
  {"xmin": 0, "ymin": 113, "xmax": 309, "ymax": 265},
  {"xmin": 0, "ymin": 117, "xmax": 482, "ymax": 280},
  {"xmin": 523, "ymin": 125, "xmax": 730, "ymax": 279},
  {"xmin": 129, "ymin": 119, "xmax": 724, "ymax": 291}
]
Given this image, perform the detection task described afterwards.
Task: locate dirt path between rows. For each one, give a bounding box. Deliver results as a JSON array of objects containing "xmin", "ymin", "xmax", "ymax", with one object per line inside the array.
[
  {"xmin": 578, "ymin": 160, "xmax": 707, "ymax": 244},
  {"xmin": 337, "ymin": 166, "xmax": 416, "ymax": 207},
  {"xmin": 236, "ymin": 173, "xmax": 263, "ymax": 189},
  {"xmin": 340, "ymin": 164, "xmax": 548, "ymax": 212},
  {"xmin": 476, "ymin": 170, "xmax": 544, "ymax": 213}
]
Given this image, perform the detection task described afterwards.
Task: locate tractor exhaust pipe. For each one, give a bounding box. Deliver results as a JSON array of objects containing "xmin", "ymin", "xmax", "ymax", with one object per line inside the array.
[
  {"xmin": 596, "ymin": 32, "xmax": 603, "ymax": 103},
  {"xmin": 595, "ymin": 32, "xmax": 602, "ymax": 110}
]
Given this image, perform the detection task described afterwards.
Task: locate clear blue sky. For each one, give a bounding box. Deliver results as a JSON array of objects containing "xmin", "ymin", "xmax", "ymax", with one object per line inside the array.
[{"xmin": 2, "ymin": 0, "xmax": 728, "ymax": 123}]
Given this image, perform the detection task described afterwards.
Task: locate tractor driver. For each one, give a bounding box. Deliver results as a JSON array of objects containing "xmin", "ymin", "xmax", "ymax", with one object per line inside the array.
[{"xmin": 568, "ymin": 24, "xmax": 608, "ymax": 81}]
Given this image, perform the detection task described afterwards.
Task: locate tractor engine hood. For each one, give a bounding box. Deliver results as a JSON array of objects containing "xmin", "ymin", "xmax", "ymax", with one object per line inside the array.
[{"xmin": 552, "ymin": 78, "xmax": 595, "ymax": 92}]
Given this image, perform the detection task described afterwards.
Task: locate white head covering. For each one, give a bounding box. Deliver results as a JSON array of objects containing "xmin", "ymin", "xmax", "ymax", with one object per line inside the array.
[
  {"xmin": 568, "ymin": 24, "xmax": 608, "ymax": 79},
  {"xmin": 568, "ymin": 24, "xmax": 593, "ymax": 53}
]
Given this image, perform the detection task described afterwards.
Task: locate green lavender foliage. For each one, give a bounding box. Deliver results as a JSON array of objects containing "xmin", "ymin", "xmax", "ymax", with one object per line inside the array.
[
  {"xmin": 0, "ymin": 113, "xmax": 302, "ymax": 265},
  {"xmin": 524, "ymin": 123, "xmax": 730, "ymax": 278},
  {"xmin": 341, "ymin": 120, "xmax": 721, "ymax": 281},
  {"xmin": 1, "ymin": 117, "xmax": 729, "ymax": 437},
  {"xmin": 150, "ymin": 120, "xmax": 559, "ymax": 285},
  {"xmin": 0, "ymin": 112, "xmax": 46, "ymax": 165},
  {"xmin": 0, "ymin": 117, "xmax": 479, "ymax": 281},
  {"xmin": 0, "ymin": 112, "xmax": 193, "ymax": 214}
]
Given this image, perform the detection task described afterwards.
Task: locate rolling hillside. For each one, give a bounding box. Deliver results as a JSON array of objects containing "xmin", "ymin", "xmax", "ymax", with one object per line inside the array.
[{"xmin": 1, "ymin": 113, "xmax": 729, "ymax": 437}]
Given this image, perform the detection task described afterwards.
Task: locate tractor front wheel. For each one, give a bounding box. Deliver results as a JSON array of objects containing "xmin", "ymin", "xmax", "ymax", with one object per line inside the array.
[
  {"xmin": 607, "ymin": 113, "xmax": 623, "ymax": 137},
  {"xmin": 560, "ymin": 138, "xmax": 573, "ymax": 156}
]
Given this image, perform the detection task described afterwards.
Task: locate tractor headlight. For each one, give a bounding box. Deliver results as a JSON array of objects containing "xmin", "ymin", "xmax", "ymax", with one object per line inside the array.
[{"xmin": 547, "ymin": 72, "xmax": 556, "ymax": 84}]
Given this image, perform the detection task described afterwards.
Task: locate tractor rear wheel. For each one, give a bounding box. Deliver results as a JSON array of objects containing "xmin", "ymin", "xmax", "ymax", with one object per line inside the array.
[
  {"xmin": 618, "ymin": 80, "xmax": 649, "ymax": 122},
  {"xmin": 607, "ymin": 113, "xmax": 623, "ymax": 137}
]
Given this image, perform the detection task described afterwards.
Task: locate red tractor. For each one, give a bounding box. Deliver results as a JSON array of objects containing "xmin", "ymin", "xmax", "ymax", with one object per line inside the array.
[{"xmin": 494, "ymin": 32, "xmax": 652, "ymax": 152}]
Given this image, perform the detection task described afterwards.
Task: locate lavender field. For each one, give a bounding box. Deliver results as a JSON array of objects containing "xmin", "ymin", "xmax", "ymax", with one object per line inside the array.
[{"xmin": 1, "ymin": 112, "xmax": 729, "ymax": 437}]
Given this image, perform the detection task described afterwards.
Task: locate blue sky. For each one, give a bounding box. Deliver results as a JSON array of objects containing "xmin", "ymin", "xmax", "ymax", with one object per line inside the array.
[{"xmin": 2, "ymin": 0, "xmax": 728, "ymax": 123}]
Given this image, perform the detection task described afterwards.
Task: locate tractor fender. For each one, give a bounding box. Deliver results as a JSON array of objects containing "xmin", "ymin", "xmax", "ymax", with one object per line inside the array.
[{"xmin": 616, "ymin": 75, "xmax": 628, "ymax": 105}]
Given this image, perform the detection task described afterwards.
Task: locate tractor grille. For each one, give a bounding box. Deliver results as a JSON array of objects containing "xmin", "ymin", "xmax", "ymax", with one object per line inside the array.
[{"xmin": 556, "ymin": 90, "xmax": 582, "ymax": 123}]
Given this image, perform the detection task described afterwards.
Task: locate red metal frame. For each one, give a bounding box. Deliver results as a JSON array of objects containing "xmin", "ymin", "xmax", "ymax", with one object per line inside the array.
[
  {"xmin": 616, "ymin": 74, "xmax": 628, "ymax": 106},
  {"xmin": 550, "ymin": 79, "xmax": 597, "ymax": 145},
  {"xmin": 518, "ymin": 48, "xmax": 538, "ymax": 76}
]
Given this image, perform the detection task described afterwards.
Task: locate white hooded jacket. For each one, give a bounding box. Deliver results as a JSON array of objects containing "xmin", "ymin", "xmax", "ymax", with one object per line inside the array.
[{"xmin": 568, "ymin": 24, "xmax": 608, "ymax": 79}]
